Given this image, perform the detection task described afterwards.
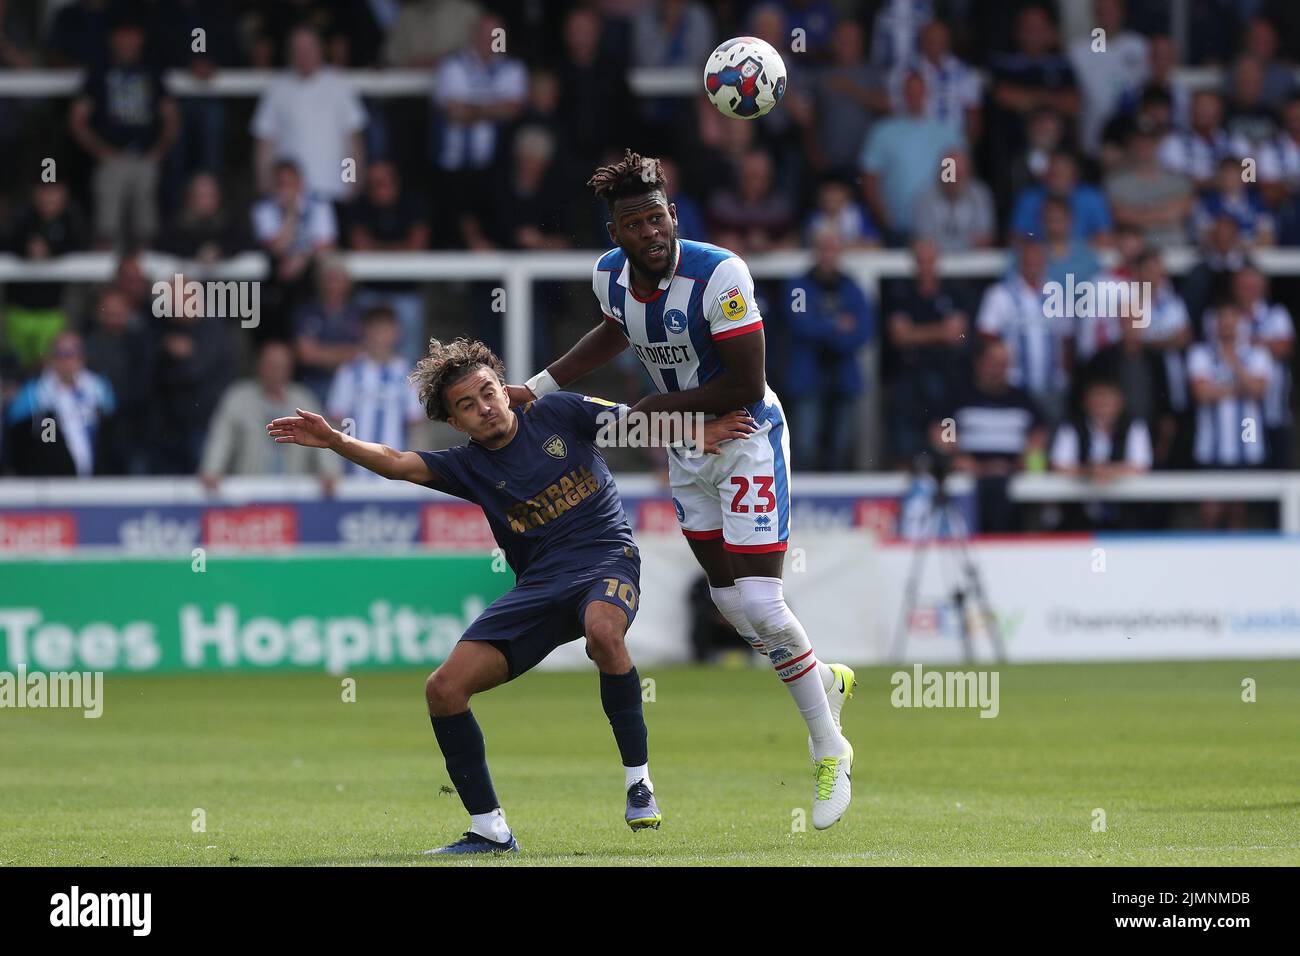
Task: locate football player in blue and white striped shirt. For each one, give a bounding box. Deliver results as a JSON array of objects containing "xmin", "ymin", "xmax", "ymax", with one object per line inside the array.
[{"xmin": 509, "ymin": 150, "xmax": 856, "ymax": 830}]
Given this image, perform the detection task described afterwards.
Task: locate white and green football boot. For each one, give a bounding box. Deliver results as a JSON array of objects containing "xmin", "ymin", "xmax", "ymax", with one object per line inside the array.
[{"xmin": 812, "ymin": 741, "xmax": 853, "ymax": 830}]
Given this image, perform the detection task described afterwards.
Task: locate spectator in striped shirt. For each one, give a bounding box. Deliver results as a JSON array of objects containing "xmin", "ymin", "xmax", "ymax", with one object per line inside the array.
[
  {"xmin": 1189, "ymin": 300, "xmax": 1272, "ymax": 467},
  {"xmin": 1259, "ymin": 95, "xmax": 1300, "ymax": 243},
  {"xmin": 1193, "ymin": 156, "xmax": 1274, "ymax": 250},
  {"xmin": 326, "ymin": 306, "xmax": 425, "ymax": 479},
  {"xmin": 1157, "ymin": 89, "xmax": 1236, "ymax": 190},
  {"xmin": 1229, "ymin": 265, "xmax": 1293, "ymax": 468},
  {"xmin": 975, "ymin": 238, "xmax": 1073, "ymax": 423},
  {"xmin": 930, "ymin": 338, "xmax": 1047, "ymax": 533},
  {"xmin": 1187, "ymin": 300, "xmax": 1272, "ymax": 527},
  {"xmin": 869, "ymin": 0, "xmax": 932, "ymax": 73},
  {"xmin": 888, "ymin": 19, "xmax": 982, "ymax": 143}
]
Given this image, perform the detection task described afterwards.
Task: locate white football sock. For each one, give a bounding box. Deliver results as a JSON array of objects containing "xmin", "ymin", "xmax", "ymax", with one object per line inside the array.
[
  {"xmin": 469, "ymin": 808, "xmax": 512, "ymax": 843},
  {"xmin": 709, "ymin": 583, "xmax": 766, "ymax": 656},
  {"xmin": 735, "ymin": 576, "xmax": 847, "ymax": 759},
  {"xmin": 712, "ymin": 582, "xmax": 833, "ymax": 687},
  {"xmin": 624, "ymin": 764, "xmax": 652, "ymax": 793}
]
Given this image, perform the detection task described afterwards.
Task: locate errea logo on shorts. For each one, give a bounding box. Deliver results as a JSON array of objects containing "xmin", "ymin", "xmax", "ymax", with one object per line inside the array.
[{"xmin": 753, "ymin": 514, "xmax": 773, "ymax": 532}]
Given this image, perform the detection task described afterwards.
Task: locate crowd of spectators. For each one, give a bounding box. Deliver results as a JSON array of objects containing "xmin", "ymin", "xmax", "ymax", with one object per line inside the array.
[{"xmin": 0, "ymin": 0, "xmax": 1297, "ymax": 530}]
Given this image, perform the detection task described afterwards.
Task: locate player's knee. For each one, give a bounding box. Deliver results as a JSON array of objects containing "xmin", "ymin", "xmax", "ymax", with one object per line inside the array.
[
  {"xmin": 584, "ymin": 607, "xmax": 628, "ymax": 666},
  {"xmin": 736, "ymin": 578, "xmax": 794, "ymax": 637},
  {"xmin": 425, "ymin": 667, "xmax": 469, "ymax": 715},
  {"xmin": 585, "ymin": 625, "xmax": 625, "ymax": 663},
  {"xmin": 709, "ymin": 584, "xmax": 746, "ymax": 622}
]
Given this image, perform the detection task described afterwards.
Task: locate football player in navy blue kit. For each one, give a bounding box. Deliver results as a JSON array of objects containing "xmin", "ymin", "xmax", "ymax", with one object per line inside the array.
[{"xmin": 268, "ymin": 337, "xmax": 754, "ymax": 855}]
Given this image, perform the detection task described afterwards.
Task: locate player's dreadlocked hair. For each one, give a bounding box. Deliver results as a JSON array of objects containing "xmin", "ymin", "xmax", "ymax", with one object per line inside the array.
[
  {"xmin": 409, "ymin": 337, "xmax": 507, "ymax": 422},
  {"xmin": 588, "ymin": 148, "xmax": 667, "ymax": 207}
]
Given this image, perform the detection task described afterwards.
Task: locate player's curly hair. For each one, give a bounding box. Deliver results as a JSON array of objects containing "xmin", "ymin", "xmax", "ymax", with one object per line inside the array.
[
  {"xmin": 588, "ymin": 148, "xmax": 667, "ymax": 206},
  {"xmin": 408, "ymin": 337, "xmax": 507, "ymax": 422}
]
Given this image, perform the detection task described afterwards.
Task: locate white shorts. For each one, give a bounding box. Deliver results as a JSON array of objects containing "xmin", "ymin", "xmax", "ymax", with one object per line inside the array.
[{"xmin": 668, "ymin": 398, "xmax": 791, "ymax": 553}]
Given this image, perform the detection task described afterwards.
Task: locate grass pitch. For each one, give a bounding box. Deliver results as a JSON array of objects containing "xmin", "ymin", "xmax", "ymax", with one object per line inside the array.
[{"xmin": 2, "ymin": 660, "xmax": 1298, "ymax": 866}]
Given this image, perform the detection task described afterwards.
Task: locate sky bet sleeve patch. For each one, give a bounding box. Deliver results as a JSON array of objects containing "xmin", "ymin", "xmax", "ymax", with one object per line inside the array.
[
  {"xmin": 718, "ymin": 287, "xmax": 748, "ymax": 321},
  {"xmin": 582, "ymin": 395, "xmax": 618, "ymax": 407}
]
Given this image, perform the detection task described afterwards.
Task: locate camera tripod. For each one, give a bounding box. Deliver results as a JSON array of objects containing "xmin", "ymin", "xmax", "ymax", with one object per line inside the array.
[{"xmin": 889, "ymin": 468, "xmax": 1006, "ymax": 663}]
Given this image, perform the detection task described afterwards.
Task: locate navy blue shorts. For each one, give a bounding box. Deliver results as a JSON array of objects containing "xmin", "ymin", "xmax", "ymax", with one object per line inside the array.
[{"xmin": 460, "ymin": 550, "xmax": 641, "ymax": 680}]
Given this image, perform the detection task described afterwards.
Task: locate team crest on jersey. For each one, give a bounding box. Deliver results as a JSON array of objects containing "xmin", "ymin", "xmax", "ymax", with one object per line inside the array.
[
  {"xmin": 543, "ymin": 434, "xmax": 567, "ymax": 459},
  {"xmin": 663, "ymin": 309, "xmax": 688, "ymax": 333},
  {"xmin": 718, "ymin": 286, "xmax": 747, "ymax": 321}
]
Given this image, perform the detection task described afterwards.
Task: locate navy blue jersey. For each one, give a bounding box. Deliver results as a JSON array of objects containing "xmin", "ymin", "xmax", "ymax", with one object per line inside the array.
[{"xmin": 416, "ymin": 392, "xmax": 635, "ymax": 579}]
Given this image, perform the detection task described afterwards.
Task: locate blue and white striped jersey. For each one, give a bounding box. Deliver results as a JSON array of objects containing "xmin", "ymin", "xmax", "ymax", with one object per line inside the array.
[
  {"xmin": 327, "ymin": 355, "xmax": 424, "ymax": 477},
  {"xmin": 592, "ymin": 239, "xmax": 768, "ymax": 403}
]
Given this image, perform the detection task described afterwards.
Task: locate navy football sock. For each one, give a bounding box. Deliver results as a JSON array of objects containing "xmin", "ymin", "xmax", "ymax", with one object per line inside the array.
[
  {"xmin": 430, "ymin": 710, "xmax": 499, "ymax": 816},
  {"xmin": 599, "ymin": 667, "xmax": 648, "ymax": 768}
]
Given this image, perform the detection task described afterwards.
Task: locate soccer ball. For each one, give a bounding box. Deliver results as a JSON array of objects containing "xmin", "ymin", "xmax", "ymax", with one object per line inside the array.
[{"xmin": 703, "ymin": 37, "xmax": 787, "ymax": 120}]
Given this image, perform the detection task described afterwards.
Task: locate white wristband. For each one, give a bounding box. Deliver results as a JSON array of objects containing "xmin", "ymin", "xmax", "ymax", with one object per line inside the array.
[{"xmin": 524, "ymin": 368, "xmax": 561, "ymax": 398}]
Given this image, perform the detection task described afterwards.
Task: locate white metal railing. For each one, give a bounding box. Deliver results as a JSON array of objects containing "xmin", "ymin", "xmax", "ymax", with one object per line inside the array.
[
  {"xmin": 1011, "ymin": 471, "xmax": 1300, "ymax": 531},
  {"xmin": 0, "ymin": 67, "xmax": 700, "ymax": 98},
  {"xmin": 0, "ymin": 65, "xmax": 1257, "ymax": 99},
  {"xmin": 7, "ymin": 247, "xmax": 1300, "ymax": 378}
]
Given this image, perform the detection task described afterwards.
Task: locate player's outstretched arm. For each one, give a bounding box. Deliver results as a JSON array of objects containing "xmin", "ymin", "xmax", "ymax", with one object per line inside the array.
[
  {"xmin": 630, "ymin": 329, "xmax": 767, "ymax": 416},
  {"xmin": 266, "ymin": 408, "xmax": 434, "ymax": 483},
  {"xmin": 506, "ymin": 319, "xmax": 628, "ymax": 405}
]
